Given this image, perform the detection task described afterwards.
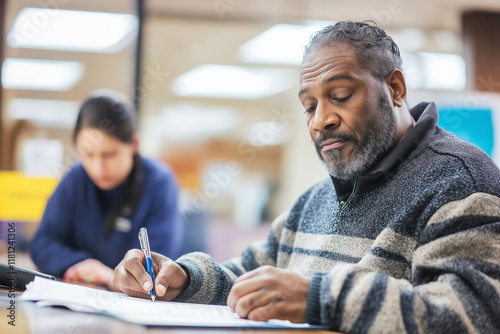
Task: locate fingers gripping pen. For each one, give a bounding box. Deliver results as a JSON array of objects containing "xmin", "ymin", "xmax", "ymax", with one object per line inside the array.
[{"xmin": 138, "ymin": 227, "xmax": 156, "ymax": 302}]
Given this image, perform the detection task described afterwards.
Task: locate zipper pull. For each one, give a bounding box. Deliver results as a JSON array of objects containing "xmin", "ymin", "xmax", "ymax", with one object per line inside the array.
[{"xmin": 337, "ymin": 201, "xmax": 345, "ymax": 218}]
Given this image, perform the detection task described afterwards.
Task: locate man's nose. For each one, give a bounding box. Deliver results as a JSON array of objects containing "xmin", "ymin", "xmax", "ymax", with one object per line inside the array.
[{"xmin": 312, "ymin": 102, "xmax": 341, "ymax": 131}]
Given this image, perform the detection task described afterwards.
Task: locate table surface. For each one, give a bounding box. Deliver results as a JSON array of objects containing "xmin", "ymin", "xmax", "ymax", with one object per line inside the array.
[{"xmin": 0, "ymin": 289, "xmax": 339, "ymax": 334}]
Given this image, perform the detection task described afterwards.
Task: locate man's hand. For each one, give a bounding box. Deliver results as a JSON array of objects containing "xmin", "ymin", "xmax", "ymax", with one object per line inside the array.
[
  {"xmin": 227, "ymin": 265, "xmax": 310, "ymax": 323},
  {"xmin": 63, "ymin": 258, "xmax": 119, "ymax": 291},
  {"xmin": 113, "ymin": 249, "xmax": 189, "ymax": 300}
]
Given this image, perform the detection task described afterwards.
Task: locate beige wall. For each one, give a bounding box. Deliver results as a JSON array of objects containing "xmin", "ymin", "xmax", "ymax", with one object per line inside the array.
[{"xmin": 3, "ymin": 0, "xmax": 500, "ymax": 226}]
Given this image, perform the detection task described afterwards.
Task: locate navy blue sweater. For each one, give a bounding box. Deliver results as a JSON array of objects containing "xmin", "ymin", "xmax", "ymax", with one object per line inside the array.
[{"xmin": 30, "ymin": 156, "xmax": 184, "ymax": 277}]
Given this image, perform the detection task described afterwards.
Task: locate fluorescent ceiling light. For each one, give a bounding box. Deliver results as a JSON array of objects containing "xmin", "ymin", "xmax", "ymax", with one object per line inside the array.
[
  {"xmin": 9, "ymin": 98, "xmax": 79, "ymax": 128},
  {"xmin": 420, "ymin": 52, "xmax": 465, "ymax": 90},
  {"xmin": 7, "ymin": 8, "xmax": 137, "ymax": 53},
  {"xmin": 145, "ymin": 103, "xmax": 240, "ymax": 142},
  {"xmin": 391, "ymin": 28, "xmax": 427, "ymax": 53},
  {"xmin": 171, "ymin": 64, "xmax": 297, "ymax": 99},
  {"xmin": 238, "ymin": 21, "xmax": 333, "ymax": 65},
  {"xmin": 2, "ymin": 58, "xmax": 84, "ymax": 91},
  {"xmin": 403, "ymin": 52, "xmax": 465, "ymax": 91}
]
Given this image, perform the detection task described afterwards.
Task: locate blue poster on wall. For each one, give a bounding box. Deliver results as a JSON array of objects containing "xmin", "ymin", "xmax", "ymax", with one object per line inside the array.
[{"xmin": 437, "ymin": 107, "xmax": 494, "ymax": 157}]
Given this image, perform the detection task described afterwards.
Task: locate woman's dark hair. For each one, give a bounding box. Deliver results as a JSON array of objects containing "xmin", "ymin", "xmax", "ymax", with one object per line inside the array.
[
  {"xmin": 303, "ymin": 20, "xmax": 403, "ymax": 80},
  {"xmin": 74, "ymin": 90, "xmax": 142, "ymax": 238}
]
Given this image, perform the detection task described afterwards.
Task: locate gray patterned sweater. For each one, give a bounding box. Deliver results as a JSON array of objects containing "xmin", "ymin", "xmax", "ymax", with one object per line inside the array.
[{"xmin": 175, "ymin": 102, "xmax": 500, "ymax": 333}]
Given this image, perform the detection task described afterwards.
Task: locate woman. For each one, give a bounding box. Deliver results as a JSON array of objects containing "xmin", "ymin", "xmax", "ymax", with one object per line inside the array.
[{"xmin": 30, "ymin": 90, "xmax": 184, "ymax": 290}]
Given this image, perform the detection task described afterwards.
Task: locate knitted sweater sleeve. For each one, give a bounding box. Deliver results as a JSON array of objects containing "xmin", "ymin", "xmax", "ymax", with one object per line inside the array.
[
  {"xmin": 306, "ymin": 192, "xmax": 500, "ymax": 333},
  {"xmin": 172, "ymin": 211, "xmax": 288, "ymax": 305}
]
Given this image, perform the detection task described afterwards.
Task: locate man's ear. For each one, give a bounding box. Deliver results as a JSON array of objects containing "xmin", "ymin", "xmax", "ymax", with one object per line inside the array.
[{"xmin": 385, "ymin": 69, "xmax": 407, "ymax": 107}]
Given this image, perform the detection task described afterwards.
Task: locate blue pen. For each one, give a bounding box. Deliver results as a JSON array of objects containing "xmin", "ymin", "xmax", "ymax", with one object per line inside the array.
[{"xmin": 138, "ymin": 227, "xmax": 156, "ymax": 302}]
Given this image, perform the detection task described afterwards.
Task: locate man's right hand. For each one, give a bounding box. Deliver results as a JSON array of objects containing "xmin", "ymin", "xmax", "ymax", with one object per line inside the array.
[{"xmin": 113, "ymin": 249, "xmax": 189, "ymax": 300}]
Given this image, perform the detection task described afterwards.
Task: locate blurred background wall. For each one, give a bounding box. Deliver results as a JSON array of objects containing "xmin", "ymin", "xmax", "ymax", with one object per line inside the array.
[{"xmin": 1, "ymin": 0, "xmax": 500, "ymax": 264}]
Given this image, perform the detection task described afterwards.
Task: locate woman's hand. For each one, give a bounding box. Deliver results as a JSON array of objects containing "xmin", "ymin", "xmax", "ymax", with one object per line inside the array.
[
  {"xmin": 113, "ymin": 249, "xmax": 190, "ymax": 300},
  {"xmin": 63, "ymin": 258, "xmax": 119, "ymax": 291}
]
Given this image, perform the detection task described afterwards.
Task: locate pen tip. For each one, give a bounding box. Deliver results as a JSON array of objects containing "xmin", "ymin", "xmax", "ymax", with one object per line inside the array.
[{"xmin": 152, "ymin": 296, "xmax": 156, "ymax": 302}]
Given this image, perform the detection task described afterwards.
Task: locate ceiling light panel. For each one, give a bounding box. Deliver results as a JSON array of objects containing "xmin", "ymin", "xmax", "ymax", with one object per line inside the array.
[
  {"xmin": 2, "ymin": 58, "xmax": 84, "ymax": 91},
  {"xmin": 7, "ymin": 8, "xmax": 138, "ymax": 53},
  {"xmin": 171, "ymin": 64, "xmax": 297, "ymax": 100},
  {"xmin": 238, "ymin": 21, "xmax": 333, "ymax": 65},
  {"xmin": 9, "ymin": 98, "xmax": 79, "ymax": 128},
  {"xmin": 403, "ymin": 52, "xmax": 465, "ymax": 91}
]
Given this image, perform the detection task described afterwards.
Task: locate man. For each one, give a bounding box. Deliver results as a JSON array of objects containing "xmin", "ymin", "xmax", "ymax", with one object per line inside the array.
[{"xmin": 114, "ymin": 21, "xmax": 500, "ymax": 333}]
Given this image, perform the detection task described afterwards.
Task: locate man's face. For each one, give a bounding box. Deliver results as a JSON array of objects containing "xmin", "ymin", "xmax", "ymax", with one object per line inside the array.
[{"xmin": 299, "ymin": 44, "xmax": 397, "ymax": 179}]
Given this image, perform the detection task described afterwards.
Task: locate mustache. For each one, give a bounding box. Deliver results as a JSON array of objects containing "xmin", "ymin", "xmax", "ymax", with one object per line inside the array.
[{"xmin": 314, "ymin": 131, "xmax": 358, "ymax": 149}]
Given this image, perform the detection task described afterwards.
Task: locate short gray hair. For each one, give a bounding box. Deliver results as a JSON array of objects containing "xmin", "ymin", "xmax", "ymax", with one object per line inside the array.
[{"xmin": 304, "ymin": 21, "xmax": 403, "ymax": 80}]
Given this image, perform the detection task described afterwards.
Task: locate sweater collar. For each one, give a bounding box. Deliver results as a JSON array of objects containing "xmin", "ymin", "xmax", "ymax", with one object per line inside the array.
[{"xmin": 331, "ymin": 101, "xmax": 443, "ymax": 201}]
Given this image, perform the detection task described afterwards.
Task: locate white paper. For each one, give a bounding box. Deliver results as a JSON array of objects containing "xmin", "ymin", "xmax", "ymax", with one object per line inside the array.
[{"xmin": 20, "ymin": 277, "xmax": 318, "ymax": 329}]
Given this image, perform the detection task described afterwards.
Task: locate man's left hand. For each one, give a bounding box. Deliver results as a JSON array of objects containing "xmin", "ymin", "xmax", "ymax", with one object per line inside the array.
[{"xmin": 226, "ymin": 265, "xmax": 309, "ymax": 323}]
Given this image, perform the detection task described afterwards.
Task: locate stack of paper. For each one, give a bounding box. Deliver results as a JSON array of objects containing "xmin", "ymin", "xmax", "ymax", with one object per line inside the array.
[{"xmin": 20, "ymin": 277, "xmax": 322, "ymax": 329}]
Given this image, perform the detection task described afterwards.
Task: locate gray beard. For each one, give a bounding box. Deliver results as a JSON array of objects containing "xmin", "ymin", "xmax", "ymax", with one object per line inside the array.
[{"xmin": 315, "ymin": 95, "xmax": 396, "ymax": 179}]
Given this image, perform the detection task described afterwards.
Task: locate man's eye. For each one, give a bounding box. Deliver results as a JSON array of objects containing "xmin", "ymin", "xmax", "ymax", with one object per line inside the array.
[
  {"xmin": 334, "ymin": 94, "xmax": 353, "ymax": 103},
  {"xmin": 304, "ymin": 105, "xmax": 316, "ymax": 113}
]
